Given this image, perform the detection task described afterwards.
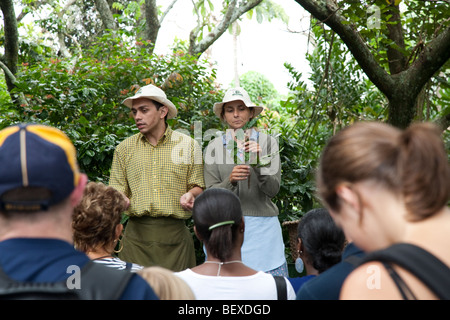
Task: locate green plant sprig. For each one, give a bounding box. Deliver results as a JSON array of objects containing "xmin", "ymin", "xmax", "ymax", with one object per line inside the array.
[{"xmin": 226, "ymin": 117, "xmax": 281, "ymax": 188}]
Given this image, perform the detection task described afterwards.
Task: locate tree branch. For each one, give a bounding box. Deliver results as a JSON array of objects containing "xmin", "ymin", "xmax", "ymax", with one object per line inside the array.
[
  {"xmin": 0, "ymin": 60, "xmax": 16, "ymax": 84},
  {"xmin": 0, "ymin": 60, "xmax": 28, "ymax": 106},
  {"xmin": 384, "ymin": 4, "xmax": 407, "ymax": 74},
  {"xmin": 190, "ymin": 0, "xmax": 237, "ymax": 56},
  {"xmin": 434, "ymin": 112, "xmax": 450, "ymax": 131},
  {"xmin": 57, "ymin": 0, "xmax": 78, "ymax": 58},
  {"xmin": 189, "ymin": 0, "xmax": 263, "ymax": 56},
  {"xmin": 403, "ymin": 24, "xmax": 450, "ymax": 97},
  {"xmin": 294, "ymin": 0, "xmax": 395, "ymax": 97},
  {"xmin": 160, "ymin": 0, "xmax": 178, "ymax": 25},
  {"xmin": 189, "ymin": 0, "xmax": 202, "ymax": 45}
]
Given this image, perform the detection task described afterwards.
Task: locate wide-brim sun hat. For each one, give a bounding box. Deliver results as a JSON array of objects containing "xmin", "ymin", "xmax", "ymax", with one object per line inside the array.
[
  {"xmin": 213, "ymin": 87, "xmax": 264, "ymax": 119},
  {"xmin": 122, "ymin": 84, "xmax": 177, "ymax": 119}
]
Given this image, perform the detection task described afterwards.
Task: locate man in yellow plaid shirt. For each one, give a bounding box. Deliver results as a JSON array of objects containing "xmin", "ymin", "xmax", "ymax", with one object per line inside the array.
[{"xmin": 109, "ymin": 85, "xmax": 205, "ymax": 272}]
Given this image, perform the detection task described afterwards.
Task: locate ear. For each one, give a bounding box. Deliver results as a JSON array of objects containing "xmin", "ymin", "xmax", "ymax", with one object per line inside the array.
[
  {"xmin": 296, "ymin": 238, "xmax": 302, "ymax": 253},
  {"xmin": 336, "ymin": 183, "xmax": 361, "ymax": 213},
  {"xmin": 249, "ymin": 108, "xmax": 255, "ymax": 120},
  {"xmin": 239, "ymin": 217, "xmax": 245, "ymax": 233},
  {"xmin": 193, "ymin": 225, "xmax": 202, "ymax": 241},
  {"xmin": 115, "ymin": 223, "xmax": 124, "ymax": 239},
  {"xmin": 70, "ymin": 173, "xmax": 88, "ymax": 208},
  {"xmin": 160, "ymin": 105, "xmax": 169, "ymax": 119},
  {"xmin": 335, "ymin": 183, "xmax": 366, "ymax": 227}
]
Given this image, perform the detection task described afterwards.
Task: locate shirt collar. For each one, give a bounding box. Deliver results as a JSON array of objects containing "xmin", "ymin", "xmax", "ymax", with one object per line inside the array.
[{"xmin": 139, "ymin": 125, "xmax": 173, "ymax": 145}]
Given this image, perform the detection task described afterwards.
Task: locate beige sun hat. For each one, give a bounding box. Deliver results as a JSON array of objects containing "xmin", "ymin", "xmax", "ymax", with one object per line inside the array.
[
  {"xmin": 213, "ymin": 87, "xmax": 264, "ymax": 119},
  {"xmin": 122, "ymin": 84, "xmax": 177, "ymax": 119}
]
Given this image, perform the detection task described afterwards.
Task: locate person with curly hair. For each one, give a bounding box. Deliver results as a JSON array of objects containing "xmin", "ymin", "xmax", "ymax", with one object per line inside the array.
[{"xmin": 72, "ymin": 182, "xmax": 143, "ymax": 272}]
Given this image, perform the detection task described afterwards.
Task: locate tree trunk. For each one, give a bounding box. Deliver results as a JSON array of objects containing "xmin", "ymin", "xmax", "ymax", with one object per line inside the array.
[
  {"xmin": 0, "ymin": 0, "xmax": 19, "ymax": 92},
  {"xmin": 94, "ymin": 0, "xmax": 117, "ymax": 30},
  {"xmin": 142, "ymin": 0, "xmax": 160, "ymax": 54},
  {"xmin": 387, "ymin": 90, "xmax": 418, "ymax": 129}
]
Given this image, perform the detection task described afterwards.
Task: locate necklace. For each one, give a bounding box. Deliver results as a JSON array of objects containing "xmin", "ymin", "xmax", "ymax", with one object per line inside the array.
[{"xmin": 203, "ymin": 260, "xmax": 243, "ymax": 276}]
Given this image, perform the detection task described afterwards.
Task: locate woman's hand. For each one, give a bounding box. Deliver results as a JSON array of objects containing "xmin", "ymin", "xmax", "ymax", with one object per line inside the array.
[
  {"xmin": 229, "ymin": 165, "xmax": 251, "ymax": 184},
  {"xmin": 244, "ymin": 140, "xmax": 261, "ymax": 154}
]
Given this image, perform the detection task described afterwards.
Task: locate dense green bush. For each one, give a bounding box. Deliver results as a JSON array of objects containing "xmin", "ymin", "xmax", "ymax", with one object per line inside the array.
[{"xmin": 1, "ymin": 34, "xmax": 222, "ymax": 182}]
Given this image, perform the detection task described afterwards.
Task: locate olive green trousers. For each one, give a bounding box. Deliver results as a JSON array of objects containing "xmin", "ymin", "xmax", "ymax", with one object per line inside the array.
[{"xmin": 118, "ymin": 216, "xmax": 196, "ymax": 272}]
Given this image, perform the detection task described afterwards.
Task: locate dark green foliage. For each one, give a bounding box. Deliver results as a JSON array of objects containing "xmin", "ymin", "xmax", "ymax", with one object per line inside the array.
[{"xmin": 1, "ymin": 33, "xmax": 222, "ymax": 182}]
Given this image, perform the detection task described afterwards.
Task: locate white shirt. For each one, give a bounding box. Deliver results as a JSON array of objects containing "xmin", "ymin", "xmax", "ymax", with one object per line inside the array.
[{"xmin": 175, "ymin": 269, "xmax": 296, "ymax": 300}]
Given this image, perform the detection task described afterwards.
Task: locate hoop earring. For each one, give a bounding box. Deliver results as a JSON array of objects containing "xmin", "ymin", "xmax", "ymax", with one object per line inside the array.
[{"xmin": 114, "ymin": 236, "xmax": 124, "ymax": 254}]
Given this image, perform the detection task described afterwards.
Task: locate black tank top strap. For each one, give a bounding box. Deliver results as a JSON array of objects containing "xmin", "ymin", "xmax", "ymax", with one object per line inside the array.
[{"xmin": 382, "ymin": 262, "xmax": 417, "ymax": 300}]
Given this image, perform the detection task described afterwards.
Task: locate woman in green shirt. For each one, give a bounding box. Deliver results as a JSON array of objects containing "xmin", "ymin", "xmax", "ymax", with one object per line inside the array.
[{"xmin": 203, "ymin": 87, "xmax": 287, "ymax": 276}]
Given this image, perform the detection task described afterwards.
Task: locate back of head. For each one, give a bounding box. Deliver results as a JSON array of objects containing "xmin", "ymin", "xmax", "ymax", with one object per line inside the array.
[
  {"xmin": 138, "ymin": 266, "xmax": 195, "ymax": 300},
  {"xmin": 72, "ymin": 182, "xmax": 127, "ymax": 252},
  {"xmin": 297, "ymin": 208, "xmax": 346, "ymax": 273},
  {"xmin": 0, "ymin": 124, "xmax": 80, "ymax": 215},
  {"xmin": 398, "ymin": 122, "xmax": 450, "ymax": 220},
  {"xmin": 317, "ymin": 121, "xmax": 449, "ymax": 221},
  {"xmin": 193, "ymin": 188, "xmax": 243, "ymax": 261}
]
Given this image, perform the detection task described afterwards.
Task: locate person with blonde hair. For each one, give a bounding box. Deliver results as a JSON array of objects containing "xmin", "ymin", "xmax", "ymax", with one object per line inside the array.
[
  {"xmin": 317, "ymin": 121, "xmax": 450, "ymax": 299},
  {"xmin": 138, "ymin": 266, "xmax": 195, "ymax": 300},
  {"xmin": 72, "ymin": 181, "xmax": 143, "ymax": 272}
]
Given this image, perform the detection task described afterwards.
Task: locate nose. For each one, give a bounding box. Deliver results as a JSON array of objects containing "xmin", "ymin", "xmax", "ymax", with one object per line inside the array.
[{"xmin": 134, "ymin": 110, "xmax": 142, "ymax": 120}]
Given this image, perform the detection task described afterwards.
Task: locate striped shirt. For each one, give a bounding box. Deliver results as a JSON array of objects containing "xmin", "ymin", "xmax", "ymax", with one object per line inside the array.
[
  {"xmin": 109, "ymin": 126, "xmax": 205, "ymax": 219},
  {"xmin": 93, "ymin": 257, "xmax": 144, "ymax": 272}
]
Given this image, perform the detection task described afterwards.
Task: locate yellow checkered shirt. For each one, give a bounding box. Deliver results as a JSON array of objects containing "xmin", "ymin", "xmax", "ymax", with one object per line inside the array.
[{"xmin": 109, "ymin": 126, "xmax": 205, "ymax": 219}]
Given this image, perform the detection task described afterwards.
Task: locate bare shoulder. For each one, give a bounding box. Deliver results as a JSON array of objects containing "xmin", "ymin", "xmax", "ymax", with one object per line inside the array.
[{"xmin": 340, "ymin": 261, "xmax": 403, "ymax": 300}]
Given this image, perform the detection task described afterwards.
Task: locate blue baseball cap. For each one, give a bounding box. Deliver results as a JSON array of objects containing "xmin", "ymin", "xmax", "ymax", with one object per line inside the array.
[{"xmin": 0, "ymin": 124, "xmax": 80, "ymax": 212}]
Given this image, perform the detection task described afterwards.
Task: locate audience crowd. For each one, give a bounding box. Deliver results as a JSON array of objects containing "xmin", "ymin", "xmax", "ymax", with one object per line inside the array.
[{"xmin": 0, "ymin": 85, "xmax": 448, "ymax": 301}]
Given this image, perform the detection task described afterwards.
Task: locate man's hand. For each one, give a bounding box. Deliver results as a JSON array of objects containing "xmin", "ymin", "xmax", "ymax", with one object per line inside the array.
[
  {"xmin": 180, "ymin": 187, "xmax": 203, "ymax": 211},
  {"xmin": 180, "ymin": 191, "xmax": 195, "ymax": 211},
  {"xmin": 122, "ymin": 193, "xmax": 130, "ymax": 209}
]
